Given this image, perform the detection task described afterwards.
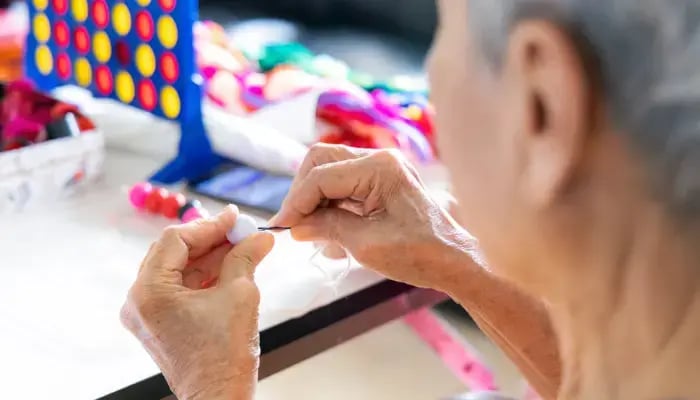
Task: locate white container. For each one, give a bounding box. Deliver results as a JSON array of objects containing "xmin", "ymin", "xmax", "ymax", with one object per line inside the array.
[{"xmin": 0, "ymin": 130, "xmax": 104, "ymax": 214}]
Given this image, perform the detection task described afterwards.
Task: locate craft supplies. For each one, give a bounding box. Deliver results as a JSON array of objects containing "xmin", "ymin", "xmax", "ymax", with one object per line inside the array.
[
  {"xmin": 45, "ymin": 112, "xmax": 81, "ymax": 139},
  {"xmin": 192, "ymin": 21, "xmax": 437, "ymax": 162},
  {"xmin": 0, "ymin": 79, "xmax": 94, "ymax": 151},
  {"xmin": 127, "ymin": 182, "xmax": 210, "ymax": 223},
  {"xmin": 126, "ymin": 182, "xmax": 352, "ymax": 288},
  {"xmin": 178, "ymin": 200, "xmax": 207, "ymax": 221},
  {"xmin": 225, "ymin": 213, "xmax": 258, "ymax": 244},
  {"xmin": 0, "ymin": 80, "xmax": 103, "ymax": 214},
  {"xmin": 257, "ymin": 226, "xmax": 291, "ymax": 231}
]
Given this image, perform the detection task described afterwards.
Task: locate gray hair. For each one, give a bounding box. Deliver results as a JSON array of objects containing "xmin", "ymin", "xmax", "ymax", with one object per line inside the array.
[{"xmin": 468, "ymin": 0, "xmax": 700, "ymax": 219}]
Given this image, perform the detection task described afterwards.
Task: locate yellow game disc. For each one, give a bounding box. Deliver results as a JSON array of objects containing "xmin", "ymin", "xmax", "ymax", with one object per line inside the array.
[
  {"xmin": 160, "ymin": 86, "xmax": 181, "ymax": 119},
  {"xmin": 92, "ymin": 31, "xmax": 112, "ymax": 63},
  {"xmin": 112, "ymin": 3, "xmax": 132, "ymax": 36},
  {"xmin": 35, "ymin": 45, "xmax": 53, "ymax": 75},
  {"xmin": 116, "ymin": 71, "xmax": 135, "ymax": 104},
  {"xmin": 157, "ymin": 15, "xmax": 178, "ymax": 49},
  {"xmin": 71, "ymin": 0, "xmax": 88, "ymax": 22},
  {"xmin": 33, "ymin": 0, "xmax": 48, "ymax": 11},
  {"xmin": 75, "ymin": 57, "xmax": 92, "ymax": 87},
  {"xmin": 32, "ymin": 13, "xmax": 51, "ymax": 43},
  {"xmin": 135, "ymin": 44, "xmax": 156, "ymax": 77},
  {"xmin": 136, "ymin": 0, "xmax": 151, "ymax": 6}
]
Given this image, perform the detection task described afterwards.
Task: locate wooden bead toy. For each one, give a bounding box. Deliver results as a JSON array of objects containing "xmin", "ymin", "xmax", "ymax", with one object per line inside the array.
[
  {"xmin": 128, "ymin": 182, "xmax": 152, "ymax": 210},
  {"xmin": 161, "ymin": 193, "xmax": 186, "ymax": 219},
  {"xmin": 128, "ymin": 183, "xmax": 210, "ymax": 224},
  {"xmin": 144, "ymin": 187, "xmax": 169, "ymax": 214}
]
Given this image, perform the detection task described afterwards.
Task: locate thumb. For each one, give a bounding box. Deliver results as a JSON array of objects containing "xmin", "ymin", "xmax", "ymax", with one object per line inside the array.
[
  {"xmin": 291, "ymin": 208, "xmax": 366, "ymax": 248},
  {"xmin": 219, "ymin": 232, "xmax": 275, "ymax": 283}
]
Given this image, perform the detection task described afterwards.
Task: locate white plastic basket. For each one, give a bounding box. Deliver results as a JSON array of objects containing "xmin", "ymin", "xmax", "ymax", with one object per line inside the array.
[{"xmin": 0, "ymin": 130, "xmax": 104, "ymax": 214}]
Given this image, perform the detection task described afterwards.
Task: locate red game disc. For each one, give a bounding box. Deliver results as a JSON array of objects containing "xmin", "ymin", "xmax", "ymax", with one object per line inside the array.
[
  {"xmin": 91, "ymin": 0, "xmax": 109, "ymax": 29},
  {"xmin": 95, "ymin": 65, "xmax": 114, "ymax": 95},
  {"xmin": 52, "ymin": 0, "xmax": 68, "ymax": 15},
  {"xmin": 115, "ymin": 40, "xmax": 131, "ymax": 66},
  {"xmin": 56, "ymin": 53, "xmax": 71, "ymax": 79},
  {"xmin": 138, "ymin": 79, "xmax": 157, "ymax": 111},
  {"xmin": 73, "ymin": 26, "xmax": 90, "ymax": 54},
  {"xmin": 159, "ymin": 51, "xmax": 179, "ymax": 83},
  {"xmin": 135, "ymin": 10, "xmax": 154, "ymax": 41},
  {"xmin": 158, "ymin": 0, "xmax": 176, "ymax": 12},
  {"xmin": 54, "ymin": 20, "xmax": 70, "ymax": 47}
]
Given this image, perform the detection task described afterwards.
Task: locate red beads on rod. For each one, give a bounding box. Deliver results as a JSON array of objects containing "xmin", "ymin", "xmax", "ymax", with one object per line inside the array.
[
  {"xmin": 161, "ymin": 193, "xmax": 186, "ymax": 219},
  {"xmin": 128, "ymin": 182, "xmax": 210, "ymax": 223},
  {"xmin": 144, "ymin": 187, "xmax": 168, "ymax": 213}
]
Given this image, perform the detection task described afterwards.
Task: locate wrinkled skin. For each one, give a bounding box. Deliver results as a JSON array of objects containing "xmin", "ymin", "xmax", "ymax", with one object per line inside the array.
[
  {"xmin": 271, "ymin": 144, "xmax": 475, "ymax": 289},
  {"xmin": 120, "ymin": 206, "xmax": 273, "ymax": 400}
]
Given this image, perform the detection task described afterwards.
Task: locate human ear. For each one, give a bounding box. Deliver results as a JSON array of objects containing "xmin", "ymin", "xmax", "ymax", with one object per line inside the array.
[{"xmin": 505, "ymin": 20, "xmax": 594, "ymax": 206}]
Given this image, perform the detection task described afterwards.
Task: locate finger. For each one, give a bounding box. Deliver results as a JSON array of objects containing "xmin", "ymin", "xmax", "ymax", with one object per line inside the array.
[
  {"xmin": 272, "ymin": 144, "xmax": 368, "ymax": 224},
  {"xmin": 137, "ymin": 242, "xmax": 156, "ymax": 276},
  {"xmin": 140, "ymin": 205, "xmax": 238, "ymax": 283},
  {"xmin": 291, "ymin": 208, "xmax": 365, "ymax": 249},
  {"xmin": 182, "ymin": 243, "xmax": 233, "ymax": 289},
  {"xmin": 296, "ymin": 143, "xmax": 361, "ymax": 182},
  {"xmin": 176, "ymin": 204, "xmax": 239, "ymax": 259},
  {"xmin": 274, "ymin": 157, "xmax": 377, "ymax": 227},
  {"xmin": 219, "ymin": 232, "xmax": 275, "ymax": 283}
]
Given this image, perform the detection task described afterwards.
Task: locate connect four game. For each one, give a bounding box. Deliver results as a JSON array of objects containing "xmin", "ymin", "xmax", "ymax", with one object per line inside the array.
[{"xmin": 24, "ymin": 0, "xmax": 218, "ymax": 183}]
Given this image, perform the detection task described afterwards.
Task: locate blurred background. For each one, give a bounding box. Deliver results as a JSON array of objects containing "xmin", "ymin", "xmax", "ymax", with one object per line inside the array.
[
  {"xmin": 199, "ymin": 0, "xmax": 434, "ymax": 78},
  {"xmin": 0, "ymin": 0, "xmax": 526, "ymax": 398}
]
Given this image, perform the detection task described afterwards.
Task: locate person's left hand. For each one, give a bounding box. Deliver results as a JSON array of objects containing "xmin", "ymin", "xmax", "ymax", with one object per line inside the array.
[{"xmin": 120, "ymin": 205, "xmax": 274, "ymax": 400}]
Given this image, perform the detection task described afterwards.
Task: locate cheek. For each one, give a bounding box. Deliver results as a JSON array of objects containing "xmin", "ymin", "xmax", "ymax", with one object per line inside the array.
[
  {"xmin": 434, "ymin": 80, "xmax": 509, "ymax": 239},
  {"xmin": 427, "ymin": 31, "xmax": 513, "ymax": 243}
]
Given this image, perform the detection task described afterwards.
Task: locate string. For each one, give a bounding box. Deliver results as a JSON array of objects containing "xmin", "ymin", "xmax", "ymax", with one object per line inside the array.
[
  {"xmin": 309, "ymin": 242, "xmax": 352, "ymax": 294},
  {"xmin": 257, "ymin": 227, "xmax": 353, "ymax": 291}
]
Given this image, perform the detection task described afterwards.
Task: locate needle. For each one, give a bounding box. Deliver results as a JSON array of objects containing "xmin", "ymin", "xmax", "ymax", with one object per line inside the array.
[{"xmin": 257, "ymin": 226, "xmax": 291, "ymax": 231}]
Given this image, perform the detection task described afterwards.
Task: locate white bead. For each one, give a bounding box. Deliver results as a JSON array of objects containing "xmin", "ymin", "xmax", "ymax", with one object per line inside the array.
[{"xmin": 226, "ymin": 214, "xmax": 259, "ymax": 244}]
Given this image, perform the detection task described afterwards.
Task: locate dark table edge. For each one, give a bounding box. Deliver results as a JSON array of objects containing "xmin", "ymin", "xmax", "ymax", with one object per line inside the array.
[{"xmin": 99, "ymin": 280, "xmax": 447, "ymax": 400}]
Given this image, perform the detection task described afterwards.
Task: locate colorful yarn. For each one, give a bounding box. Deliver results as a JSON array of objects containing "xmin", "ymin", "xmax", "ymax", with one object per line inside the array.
[
  {"xmin": 193, "ymin": 21, "xmax": 437, "ymax": 163},
  {"xmin": 0, "ymin": 79, "xmax": 93, "ymax": 151}
]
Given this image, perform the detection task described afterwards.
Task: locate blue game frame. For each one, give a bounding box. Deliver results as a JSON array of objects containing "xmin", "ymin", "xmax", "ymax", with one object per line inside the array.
[{"xmin": 24, "ymin": 0, "xmax": 219, "ymax": 183}]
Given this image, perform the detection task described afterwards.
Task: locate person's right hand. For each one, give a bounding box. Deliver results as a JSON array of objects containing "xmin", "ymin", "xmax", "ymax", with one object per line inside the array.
[{"xmin": 271, "ymin": 144, "xmax": 475, "ymax": 290}]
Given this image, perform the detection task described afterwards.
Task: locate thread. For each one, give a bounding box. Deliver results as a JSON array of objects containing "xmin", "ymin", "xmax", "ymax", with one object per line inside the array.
[{"xmin": 309, "ymin": 243, "xmax": 352, "ymax": 294}]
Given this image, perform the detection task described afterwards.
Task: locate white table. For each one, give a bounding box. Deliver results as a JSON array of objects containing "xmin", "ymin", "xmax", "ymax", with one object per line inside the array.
[{"xmin": 0, "ymin": 149, "xmax": 448, "ymax": 400}]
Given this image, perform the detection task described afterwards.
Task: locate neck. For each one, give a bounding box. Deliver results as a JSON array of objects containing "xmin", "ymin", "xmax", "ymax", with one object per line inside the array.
[{"xmin": 550, "ymin": 204, "xmax": 700, "ymax": 399}]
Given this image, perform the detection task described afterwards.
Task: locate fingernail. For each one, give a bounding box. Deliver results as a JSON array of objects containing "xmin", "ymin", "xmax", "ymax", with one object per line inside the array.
[
  {"xmin": 224, "ymin": 204, "xmax": 239, "ymax": 215},
  {"xmin": 214, "ymin": 204, "xmax": 238, "ymax": 225},
  {"xmin": 268, "ymin": 212, "xmax": 280, "ymax": 225}
]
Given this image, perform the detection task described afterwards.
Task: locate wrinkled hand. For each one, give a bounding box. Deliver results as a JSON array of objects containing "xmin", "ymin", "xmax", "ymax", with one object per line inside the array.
[
  {"xmin": 120, "ymin": 206, "xmax": 274, "ymax": 400},
  {"xmin": 272, "ymin": 144, "xmax": 472, "ymax": 290}
]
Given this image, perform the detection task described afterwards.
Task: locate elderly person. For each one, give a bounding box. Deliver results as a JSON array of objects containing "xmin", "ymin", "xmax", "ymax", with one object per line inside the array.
[{"xmin": 120, "ymin": 0, "xmax": 700, "ymax": 399}]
